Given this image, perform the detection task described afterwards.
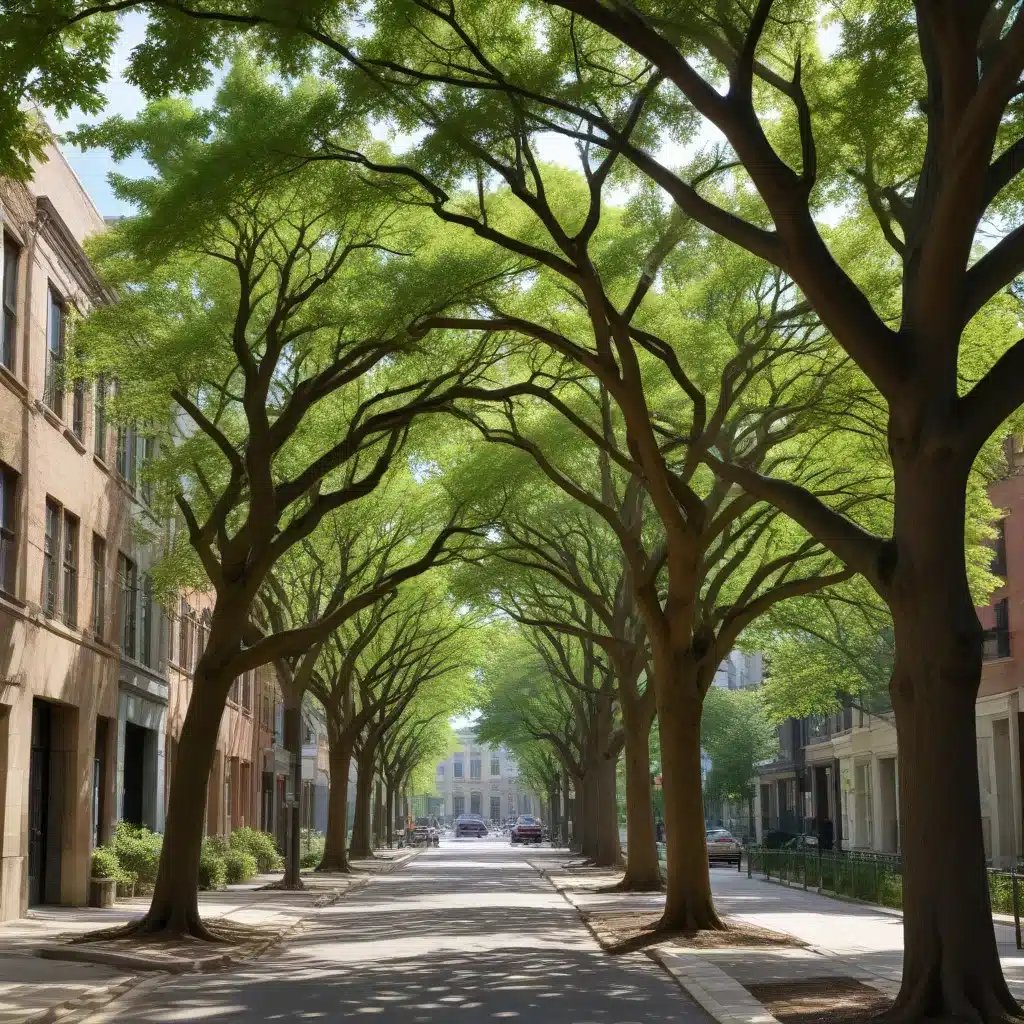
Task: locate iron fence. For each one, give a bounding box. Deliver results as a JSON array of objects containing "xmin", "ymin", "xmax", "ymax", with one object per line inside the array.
[{"xmin": 745, "ymin": 845, "xmax": 1023, "ymax": 947}]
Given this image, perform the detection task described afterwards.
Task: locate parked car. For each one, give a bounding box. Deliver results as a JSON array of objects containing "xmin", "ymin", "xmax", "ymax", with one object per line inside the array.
[
  {"xmin": 706, "ymin": 828, "xmax": 742, "ymax": 866},
  {"xmin": 455, "ymin": 814, "xmax": 488, "ymax": 838},
  {"xmin": 410, "ymin": 817, "xmax": 440, "ymax": 847},
  {"xmin": 510, "ymin": 815, "xmax": 543, "ymax": 845}
]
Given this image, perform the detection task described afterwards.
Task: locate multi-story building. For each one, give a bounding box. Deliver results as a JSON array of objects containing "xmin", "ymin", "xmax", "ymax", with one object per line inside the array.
[
  {"xmin": 429, "ymin": 728, "xmax": 541, "ymax": 822},
  {"xmin": 755, "ymin": 453, "xmax": 1024, "ymax": 863},
  {"xmin": 0, "ymin": 142, "xmax": 178, "ymax": 918}
]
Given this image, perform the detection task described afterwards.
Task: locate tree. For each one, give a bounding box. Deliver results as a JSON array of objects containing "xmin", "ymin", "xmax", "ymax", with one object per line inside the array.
[
  {"xmin": 74, "ymin": 65, "xmax": 530, "ymax": 937},
  {"xmin": 700, "ymin": 686, "xmax": 777, "ymax": 833},
  {"xmin": 457, "ymin": 475, "xmax": 661, "ymax": 887}
]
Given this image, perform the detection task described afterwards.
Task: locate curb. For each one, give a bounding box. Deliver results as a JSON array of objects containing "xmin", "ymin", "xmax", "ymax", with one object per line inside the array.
[
  {"xmin": 17, "ymin": 972, "xmax": 165, "ymax": 1024},
  {"xmin": 528, "ymin": 860, "xmax": 619, "ymax": 952},
  {"xmin": 650, "ymin": 945, "xmax": 783, "ymax": 1024}
]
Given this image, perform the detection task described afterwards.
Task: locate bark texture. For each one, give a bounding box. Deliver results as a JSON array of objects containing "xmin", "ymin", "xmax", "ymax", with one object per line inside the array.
[
  {"xmin": 281, "ymin": 695, "xmax": 304, "ymax": 889},
  {"xmin": 656, "ymin": 670, "xmax": 722, "ymax": 931},
  {"xmin": 349, "ymin": 743, "xmax": 376, "ymax": 858},
  {"xmin": 318, "ymin": 732, "xmax": 352, "ymax": 872},
  {"xmin": 886, "ymin": 454, "xmax": 1019, "ymax": 1020},
  {"xmin": 620, "ymin": 713, "xmax": 661, "ymax": 890}
]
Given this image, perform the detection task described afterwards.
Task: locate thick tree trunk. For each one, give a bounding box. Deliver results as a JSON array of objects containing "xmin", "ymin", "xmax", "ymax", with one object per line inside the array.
[
  {"xmin": 281, "ymin": 692, "xmax": 304, "ymax": 889},
  {"xmin": 578, "ymin": 775, "xmax": 594, "ymax": 858},
  {"xmin": 620, "ymin": 711, "xmax": 661, "ymax": 890},
  {"xmin": 134, "ymin": 660, "xmax": 233, "ymax": 938},
  {"xmin": 548, "ymin": 784, "xmax": 559, "ymax": 842},
  {"xmin": 656, "ymin": 671, "xmax": 721, "ymax": 931},
  {"xmin": 349, "ymin": 744, "xmax": 376, "ymax": 859},
  {"xmin": 318, "ymin": 732, "xmax": 352, "ymax": 872},
  {"xmin": 885, "ymin": 454, "xmax": 1018, "ymax": 1021},
  {"xmin": 591, "ymin": 751, "xmax": 621, "ymax": 868}
]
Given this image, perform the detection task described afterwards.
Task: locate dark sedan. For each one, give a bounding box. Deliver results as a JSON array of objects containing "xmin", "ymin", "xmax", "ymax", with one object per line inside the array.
[
  {"xmin": 510, "ymin": 815, "xmax": 543, "ymax": 845},
  {"xmin": 455, "ymin": 814, "xmax": 488, "ymax": 838}
]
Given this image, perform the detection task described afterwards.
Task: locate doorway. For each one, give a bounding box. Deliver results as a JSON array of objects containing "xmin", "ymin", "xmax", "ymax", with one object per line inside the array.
[
  {"xmin": 122, "ymin": 722, "xmax": 146, "ymax": 826},
  {"xmin": 28, "ymin": 700, "xmax": 52, "ymax": 906}
]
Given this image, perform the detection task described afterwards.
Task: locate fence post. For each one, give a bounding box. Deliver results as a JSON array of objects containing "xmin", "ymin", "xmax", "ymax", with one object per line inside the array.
[
  {"xmin": 1013, "ymin": 869, "xmax": 1022, "ymax": 951},
  {"xmin": 817, "ymin": 851, "xmax": 823, "ymax": 894},
  {"xmin": 748, "ymin": 846, "xmax": 753, "ymax": 879},
  {"xmin": 803, "ymin": 852, "xmax": 808, "ymax": 890},
  {"xmin": 738, "ymin": 848, "xmax": 743, "ymax": 874}
]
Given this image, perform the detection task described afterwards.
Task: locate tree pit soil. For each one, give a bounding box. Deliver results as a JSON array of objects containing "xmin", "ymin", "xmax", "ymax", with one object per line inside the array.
[
  {"xmin": 67, "ymin": 918, "xmax": 278, "ymax": 966},
  {"xmin": 747, "ymin": 978, "xmax": 894, "ymax": 1024},
  {"xmin": 583, "ymin": 909, "xmax": 805, "ymax": 954}
]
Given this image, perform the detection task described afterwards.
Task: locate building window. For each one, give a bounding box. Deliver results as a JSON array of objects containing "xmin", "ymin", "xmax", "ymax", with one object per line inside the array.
[
  {"xmin": 140, "ymin": 434, "xmax": 155, "ymax": 505},
  {"xmin": 44, "ymin": 288, "xmax": 64, "ymax": 416},
  {"xmin": 490, "ymin": 796, "xmax": 501, "ymax": 821},
  {"xmin": 470, "ymin": 758, "xmax": 481, "ymax": 780},
  {"xmin": 0, "ymin": 463, "xmax": 17, "ymax": 596},
  {"xmin": 92, "ymin": 535, "xmax": 106, "ymax": 635},
  {"xmin": 43, "ymin": 499, "xmax": 60, "ymax": 617},
  {"xmin": 470, "ymin": 792, "xmax": 482, "ymax": 816},
  {"xmin": 140, "ymin": 573, "xmax": 153, "ymax": 666},
  {"xmin": 490, "ymin": 756, "xmax": 500, "ymax": 776},
  {"xmin": 61, "ymin": 510, "xmax": 78, "ymax": 628},
  {"xmin": 984, "ymin": 599, "xmax": 1012, "ymax": 660},
  {"xmin": 116, "ymin": 422, "xmax": 135, "ymax": 485},
  {"xmin": 1, "ymin": 237, "xmax": 18, "ymax": 371},
  {"xmin": 178, "ymin": 598, "xmax": 191, "ymax": 669},
  {"xmin": 71, "ymin": 377, "xmax": 85, "ymax": 441},
  {"xmin": 94, "ymin": 375, "xmax": 108, "ymax": 459},
  {"xmin": 119, "ymin": 553, "xmax": 137, "ymax": 658},
  {"xmin": 993, "ymin": 520, "xmax": 1008, "ymax": 578},
  {"xmin": 453, "ymin": 759, "xmax": 463, "ymax": 779},
  {"xmin": 452, "ymin": 795, "xmax": 465, "ymax": 816},
  {"xmin": 436, "ymin": 764, "xmax": 445, "ymax": 777}
]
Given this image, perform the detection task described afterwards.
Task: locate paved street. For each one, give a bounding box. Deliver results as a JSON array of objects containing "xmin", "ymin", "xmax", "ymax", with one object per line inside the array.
[{"xmin": 80, "ymin": 840, "xmax": 711, "ymax": 1023}]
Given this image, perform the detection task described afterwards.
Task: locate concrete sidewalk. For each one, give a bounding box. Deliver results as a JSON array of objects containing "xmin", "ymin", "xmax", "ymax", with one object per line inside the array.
[
  {"xmin": 541, "ymin": 860, "xmax": 1024, "ymax": 1024},
  {"xmin": 0, "ymin": 850, "xmax": 416, "ymax": 1024}
]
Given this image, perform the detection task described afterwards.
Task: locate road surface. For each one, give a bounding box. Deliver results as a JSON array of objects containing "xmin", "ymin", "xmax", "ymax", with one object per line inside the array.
[{"xmin": 83, "ymin": 837, "xmax": 711, "ymax": 1022}]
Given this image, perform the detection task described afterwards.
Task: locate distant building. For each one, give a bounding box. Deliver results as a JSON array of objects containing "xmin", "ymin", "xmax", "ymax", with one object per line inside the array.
[{"xmin": 429, "ymin": 728, "xmax": 541, "ymax": 822}]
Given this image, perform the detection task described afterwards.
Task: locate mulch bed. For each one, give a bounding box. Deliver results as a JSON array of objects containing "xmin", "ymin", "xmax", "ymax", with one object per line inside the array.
[
  {"xmin": 747, "ymin": 978, "xmax": 893, "ymax": 1024},
  {"xmin": 583, "ymin": 909, "xmax": 805, "ymax": 954}
]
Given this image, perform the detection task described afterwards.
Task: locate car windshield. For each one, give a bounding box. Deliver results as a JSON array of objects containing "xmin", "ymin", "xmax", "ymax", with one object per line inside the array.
[
  {"xmin": 415, "ymin": 817, "xmax": 431, "ymax": 826},
  {"xmin": 518, "ymin": 816, "xmax": 537, "ymax": 825}
]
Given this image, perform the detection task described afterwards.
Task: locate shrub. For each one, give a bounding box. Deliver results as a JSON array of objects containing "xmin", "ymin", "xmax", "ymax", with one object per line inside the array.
[
  {"xmin": 111, "ymin": 822, "xmax": 162, "ymax": 886},
  {"xmin": 299, "ymin": 829, "xmax": 326, "ymax": 869},
  {"xmin": 203, "ymin": 833, "xmax": 230, "ymax": 858},
  {"xmin": 230, "ymin": 827, "xmax": 283, "ymax": 873},
  {"xmin": 198, "ymin": 838, "xmax": 227, "ymax": 891},
  {"xmin": 91, "ymin": 845, "xmax": 129, "ymax": 882},
  {"xmin": 224, "ymin": 848, "xmax": 258, "ymax": 884}
]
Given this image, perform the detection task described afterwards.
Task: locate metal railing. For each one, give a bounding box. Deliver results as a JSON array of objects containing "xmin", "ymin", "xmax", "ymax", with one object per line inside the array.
[{"xmin": 745, "ymin": 846, "xmax": 1023, "ymax": 947}]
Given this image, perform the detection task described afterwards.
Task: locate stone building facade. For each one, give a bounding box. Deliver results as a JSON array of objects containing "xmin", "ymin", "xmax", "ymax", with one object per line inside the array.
[{"xmin": 429, "ymin": 728, "xmax": 541, "ymax": 823}]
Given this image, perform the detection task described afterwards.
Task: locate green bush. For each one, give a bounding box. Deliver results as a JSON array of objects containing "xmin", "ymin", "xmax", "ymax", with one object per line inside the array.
[
  {"xmin": 230, "ymin": 828, "xmax": 283, "ymax": 873},
  {"xmin": 224, "ymin": 849, "xmax": 258, "ymax": 884},
  {"xmin": 300, "ymin": 829, "xmax": 326, "ymax": 869},
  {"xmin": 91, "ymin": 845, "xmax": 131, "ymax": 883},
  {"xmin": 111, "ymin": 822, "xmax": 162, "ymax": 886},
  {"xmin": 203, "ymin": 833, "xmax": 230, "ymax": 858},
  {"xmin": 198, "ymin": 838, "xmax": 227, "ymax": 890}
]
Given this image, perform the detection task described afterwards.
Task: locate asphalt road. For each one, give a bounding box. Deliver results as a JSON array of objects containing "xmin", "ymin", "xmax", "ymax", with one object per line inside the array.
[{"xmin": 82, "ymin": 838, "xmax": 712, "ymax": 1023}]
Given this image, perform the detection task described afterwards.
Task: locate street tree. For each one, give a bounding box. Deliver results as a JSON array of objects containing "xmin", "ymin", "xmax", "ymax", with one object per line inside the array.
[{"xmin": 73, "ymin": 65, "xmax": 533, "ymax": 938}]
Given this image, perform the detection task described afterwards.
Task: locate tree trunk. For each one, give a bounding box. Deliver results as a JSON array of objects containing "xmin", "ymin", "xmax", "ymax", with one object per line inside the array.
[
  {"xmin": 133, "ymin": 660, "xmax": 233, "ymax": 938},
  {"xmin": 578, "ymin": 775, "xmax": 594, "ymax": 858},
  {"xmin": 373, "ymin": 777, "xmax": 384, "ymax": 848},
  {"xmin": 386, "ymin": 782, "xmax": 395, "ymax": 849},
  {"xmin": 885, "ymin": 454, "xmax": 1018, "ymax": 1021},
  {"xmin": 349, "ymin": 743, "xmax": 376, "ymax": 859},
  {"xmin": 560, "ymin": 770, "xmax": 570, "ymax": 847},
  {"xmin": 281, "ymin": 692, "xmax": 304, "ymax": 889},
  {"xmin": 591, "ymin": 750, "xmax": 621, "ymax": 868},
  {"xmin": 656, "ymin": 670, "xmax": 722, "ymax": 931},
  {"xmin": 620, "ymin": 710, "xmax": 661, "ymax": 890},
  {"xmin": 318, "ymin": 731, "xmax": 352, "ymax": 872},
  {"xmin": 548, "ymin": 784, "xmax": 559, "ymax": 842}
]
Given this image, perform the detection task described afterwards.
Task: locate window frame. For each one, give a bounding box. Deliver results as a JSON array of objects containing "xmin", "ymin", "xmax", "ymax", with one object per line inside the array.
[
  {"xmin": 91, "ymin": 534, "xmax": 106, "ymax": 637},
  {"xmin": 61, "ymin": 509, "xmax": 79, "ymax": 628},
  {"xmin": 0, "ymin": 462, "xmax": 17, "ymax": 596},
  {"xmin": 43, "ymin": 499, "xmax": 60, "ymax": 618},
  {"xmin": 44, "ymin": 287, "xmax": 65, "ymax": 417},
  {"xmin": 94, "ymin": 375, "xmax": 108, "ymax": 460},
  {"xmin": 118, "ymin": 552, "xmax": 137, "ymax": 659},
  {"xmin": 1, "ymin": 237, "xmax": 19, "ymax": 372}
]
